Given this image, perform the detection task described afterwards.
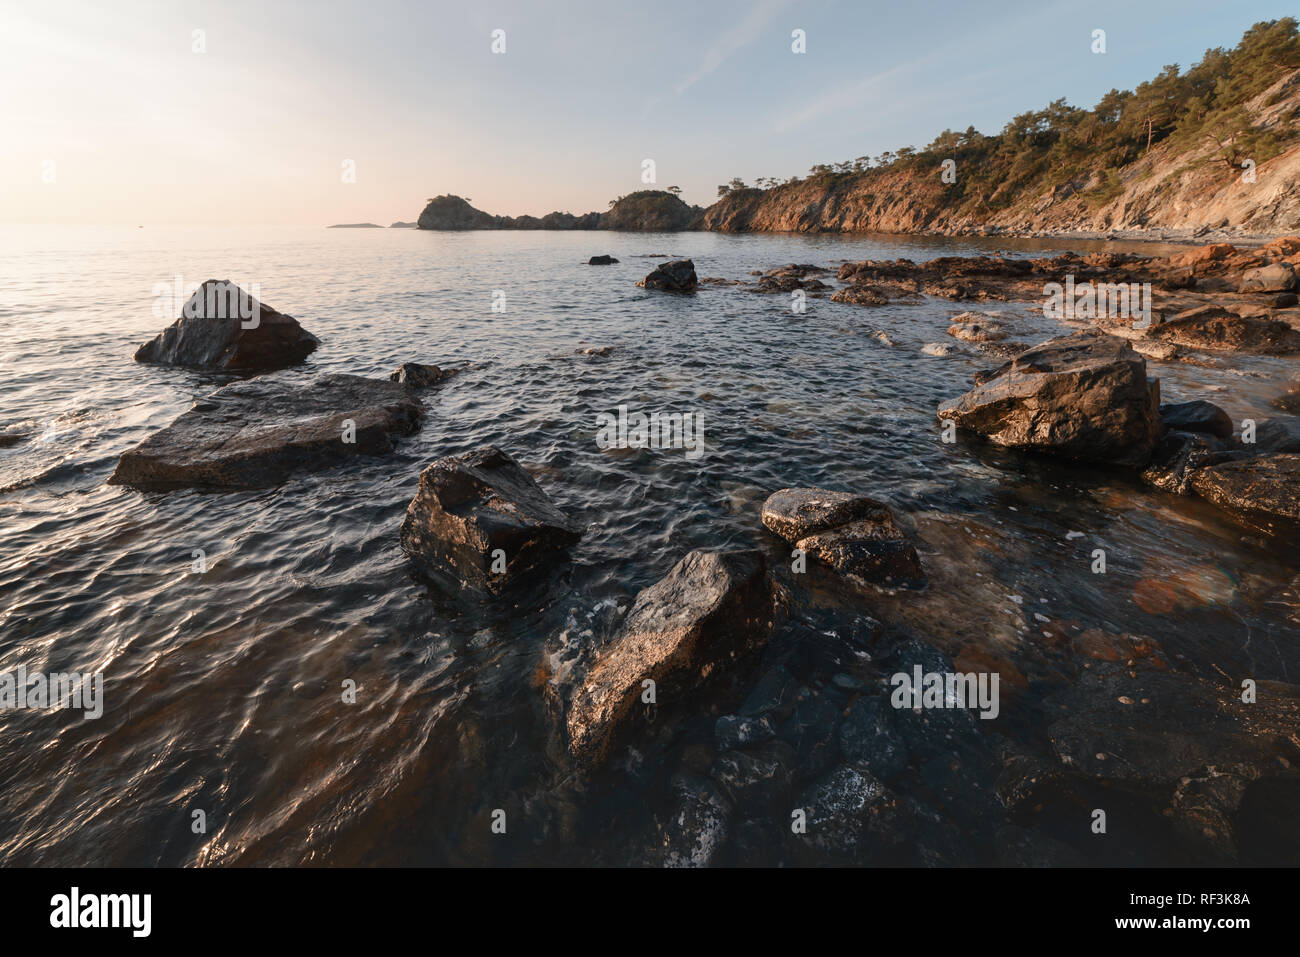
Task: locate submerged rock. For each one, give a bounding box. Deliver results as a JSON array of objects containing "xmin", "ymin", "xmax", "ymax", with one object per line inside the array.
[
  {"xmin": 566, "ymin": 549, "xmax": 780, "ymax": 765},
  {"xmin": 588, "ymin": 255, "xmax": 619, "ymax": 265},
  {"xmin": 761, "ymin": 487, "xmax": 924, "ymax": 586},
  {"xmin": 1189, "ymin": 454, "xmax": 1300, "ymax": 532},
  {"xmin": 947, "ymin": 316, "xmax": 1008, "ymax": 342},
  {"xmin": 636, "ymin": 258, "xmax": 698, "ymax": 292},
  {"xmin": 108, "ymin": 373, "xmax": 421, "ymax": 490},
  {"xmin": 1159, "ymin": 400, "xmax": 1233, "ymax": 440},
  {"xmin": 133, "ymin": 280, "xmax": 319, "ymax": 371},
  {"xmin": 938, "ymin": 332, "xmax": 1160, "ymax": 466},
  {"xmin": 389, "ymin": 362, "xmax": 458, "ymax": 388},
  {"xmin": 399, "ymin": 445, "xmax": 581, "ymax": 593}
]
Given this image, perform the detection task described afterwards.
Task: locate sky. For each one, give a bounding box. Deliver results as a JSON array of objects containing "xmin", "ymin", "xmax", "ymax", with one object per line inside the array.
[{"xmin": 1, "ymin": 0, "xmax": 1295, "ymax": 225}]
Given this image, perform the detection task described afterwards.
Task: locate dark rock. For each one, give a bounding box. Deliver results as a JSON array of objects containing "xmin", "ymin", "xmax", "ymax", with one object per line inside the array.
[
  {"xmin": 709, "ymin": 741, "xmax": 796, "ymax": 811},
  {"xmin": 838, "ymin": 695, "xmax": 909, "ymax": 779},
  {"xmin": 791, "ymin": 762, "xmax": 911, "ymax": 864},
  {"xmin": 1189, "ymin": 454, "xmax": 1300, "ymax": 532},
  {"xmin": 389, "ymin": 362, "xmax": 458, "ymax": 387},
  {"xmin": 739, "ymin": 665, "xmax": 799, "ymax": 719},
  {"xmin": 133, "ymin": 280, "xmax": 319, "ymax": 371},
  {"xmin": 636, "ymin": 259, "xmax": 698, "ymax": 292},
  {"xmin": 937, "ymin": 332, "xmax": 1160, "ymax": 467},
  {"xmin": 1251, "ymin": 416, "xmax": 1300, "ymax": 454},
  {"xmin": 1159, "ymin": 400, "xmax": 1233, "ymax": 439},
  {"xmin": 588, "ymin": 255, "xmax": 619, "ymax": 265},
  {"xmin": 715, "ymin": 714, "xmax": 776, "ymax": 752},
  {"xmin": 1044, "ymin": 664, "xmax": 1300, "ymax": 862},
  {"xmin": 399, "ymin": 445, "xmax": 580, "ymax": 594},
  {"xmin": 1141, "ymin": 430, "xmax": 1223, "ymax": 494},
  {"xmin": 660, "ymin": 773, "xmax": 730, "ymax": 868},
  {"xmin": 566, "ymin": 549, "xmax": 780, "ymax": 764},
  {"xmin": 108, "ymin": 373, "xmax": 420, "ymax": 489},
  {"xmin": 761, "ymin": 487, "xmax": 924, "ymax": 586},
  {"xmin": 779, "ymin": 690, "xmax": 843, "ymax": 781}
]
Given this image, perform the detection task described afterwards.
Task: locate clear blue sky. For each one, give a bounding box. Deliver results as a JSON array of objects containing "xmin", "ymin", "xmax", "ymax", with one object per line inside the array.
[{"xmin": 2, "ymin": 0, "xmax": 1294, "ymax": 224}]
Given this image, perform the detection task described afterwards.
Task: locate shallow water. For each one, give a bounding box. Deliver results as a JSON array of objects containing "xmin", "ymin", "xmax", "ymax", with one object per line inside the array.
[{"xmin": 1, "ymin": 225, "xmax": 1297, "ymax": 865}]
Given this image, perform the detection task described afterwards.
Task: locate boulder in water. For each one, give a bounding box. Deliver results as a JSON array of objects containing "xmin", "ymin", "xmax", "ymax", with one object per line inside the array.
[
  {"xmin": 937, "ymin": 333, "xmax": 1160, "ymax": 467},
  {"xmin": 399, "ymin": 445, "xmax": 581, "ymax": 593},
  {"xmin": 134, "ymin": 280, "xmax": 319, "ymax": 371},
  {"xmin": 636, "ymin": 259, "xmax": 698, "ymax": 292},
  {"xmin": 108, "ymin": 373, "xmax": 421, "ymax": 490},
  {"xmin": 566, "ymin": 549, "xmax": 779, "ymax": 764}
]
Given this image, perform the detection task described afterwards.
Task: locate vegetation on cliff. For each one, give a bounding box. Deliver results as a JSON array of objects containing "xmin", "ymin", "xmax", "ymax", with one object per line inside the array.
[
  {"xmin": 706, "ymin": 19, "xmax": 1300, "ymax": 234},
  {"xmin": 416, "ymin": 190, "xmax": 699, "ymax": 231}
]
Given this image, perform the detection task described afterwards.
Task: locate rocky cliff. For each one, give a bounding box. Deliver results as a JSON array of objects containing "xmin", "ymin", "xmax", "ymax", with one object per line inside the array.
[{"xmin": 702, "ymin": 63, "xmax": 1300, "ymax": 239}]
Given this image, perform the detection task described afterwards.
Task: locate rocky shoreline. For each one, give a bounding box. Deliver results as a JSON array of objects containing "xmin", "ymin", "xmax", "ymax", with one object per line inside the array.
[{"xmin": 98, "ymin": 237, "xmax": 1300, "ymax": 866}]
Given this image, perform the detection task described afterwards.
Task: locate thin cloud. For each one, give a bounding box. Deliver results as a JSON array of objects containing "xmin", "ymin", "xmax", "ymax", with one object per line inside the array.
[{"xmin": 673, "ymin": 0, "xmax": 793, "ymax": 95}]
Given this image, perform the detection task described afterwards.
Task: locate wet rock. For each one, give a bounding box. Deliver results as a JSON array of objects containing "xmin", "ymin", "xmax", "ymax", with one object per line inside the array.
[
  {"xmin": 739, "ymin": 664, "xmax": 799, "ymax": 720},
  {"xmin": 830, "ymin": 285, "xmax": 887, "ymax": 306},
  {"xmin": 1141, "ymin": 430, "xmax": 1223, "ymax": 495},
  {"xmin": 389, "ymin": 362, "xmax": 458, "ymax": 387},
  {"xmin": 399, "ymin": 445, "xmax": 581, "ymax": 593},
  {"xmin": 636, "ymin": 258, "xmax": 698, "ymax": 292},
  {"xmin": 752, "ymin": 264, "xmax": 830, "ymax": 294},
  {"xmin": 761, "ymin": 487, "xmax": 924, "ymax": 586},
  {"xmin": 1149, "ymin": 305, "xmax": 1300, "ymax": 355},
  {"xmin": 947, "ymin": 317, "xmax": 1008, "ymax": 342},
  {"xmin": 1045, "ymin": 663, "xmax": 1300, "ymax": 860},
  {"xmin": 715, "ymin": 714, "xmax": 776, "ymax": 752},
  {"xmin": 133, "ymin": 279, "xmax": 319, "ymax": 371},
  {"xmin": 1271, "ymin": 380, "xmax": 1300, "ymax": 414},
  {"xmin": 1239, "ymin": 262, "xmax": 1296, "ymax": 293},
  {"xmin": 779, "ymin": 690, "xmax": 843, "ymax": 781},
  {"xmin": 1131, "ymin": 339, "xmax": 1181, "ymax": 362},
  {"xmin": 1252, "ymin": 416, "xmax": 1300, "ymax": 454},
  {"xmin": 709, "ymin": 740, "xmax": 796, "ymax": 811},
  {"xmin": 1189, "ymin": 454, "xmax": 1300, "ymax": 532},
  {"xmin": 838, "ymin": 695, "xmax": 908, "ymax": 779},
  {"xmin": 938, "ymin": 332, "xmax": 1160, "ymax": 467},
  {"xmin": 0, "ymin": 427, "xmax": 33, "ymax": 448},
  {"xmin": 660, "ymin": 773, "xmax": 730, "ymax": 868},
  {"xmin": 566, "ymin": 549, "xmax": 780, "ymax": 764},
  {"xmin": 1159, "ymin": 400, "xmax": 1233, "ymax": 440},
  {"xmin": 790, "ymin": 762, "xmax": 913, "ymax": 865},
  {"xmin": 108, "ymin": 373, "xmax": 421, "ymax": 490},
  {"xmin": 588, "ymin": 255, "xmax": 619, "ymax": 265}
]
